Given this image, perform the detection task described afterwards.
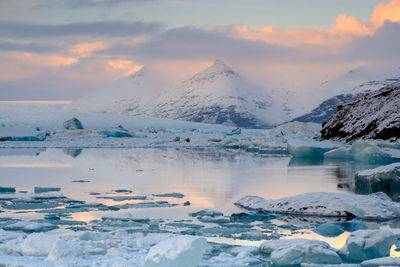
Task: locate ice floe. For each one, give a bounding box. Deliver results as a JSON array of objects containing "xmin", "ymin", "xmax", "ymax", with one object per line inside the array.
[
  {"xmin": 0, "ymin": 126, "xmax": 46, "ymax": 142},
  {"xmin": 360, "ymin": 256, "xmax": 400, "ymax": 266},
  {"xmin": 355, "ymin": 163, "xmax": 400, "ymax": 200},
  {"xmin": 236, "ymin": 192, "xmax": 400, "ymax": 220},
  {"xmin": 145, "ymin": 235, "xmax": 207, "ymax": 267},
  {"xmin": 287, "ymin": 139, "xmax": 342, "ymax": 158},
  {"xmin": 339, "ymin": 230, "xmax": 396, "ymax": 262},
  {"xmin": 260, "ymin": 239, "xmax": 342, "ymax": 265}
]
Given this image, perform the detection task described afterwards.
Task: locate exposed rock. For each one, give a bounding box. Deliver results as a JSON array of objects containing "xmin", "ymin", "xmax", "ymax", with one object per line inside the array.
[
  {"xmin": 63, "ymin": 118, "xmax": 84, "ymax": 130},
  {"xmin": 321, "ymin": 84, "xmax": 400, "ymax": 142}
]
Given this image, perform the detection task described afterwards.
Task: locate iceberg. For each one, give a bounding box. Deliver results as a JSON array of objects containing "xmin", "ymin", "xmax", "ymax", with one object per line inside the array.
[
  {"xmin": 339, "ymin": 230, "xmax": 396, "ymax": 262},
  {"xmin": 287, "ymin": 139, "xmax": 341, "ymax": 158},
  {"xmin": 0, "ymin": 126, "xmax": 46, "ymax": 142},
  {"xmin": 34, "ymin": 187, "xmax": 61, "ymax": 194},
  {"xmin": 144, "ymin": 235, "xmax": 207, "ymax": 267},
  {"xmin": 236, "ymin": 192, "xmax": 400, "ymax": 220},
  {"xmin": 355, "ymin": 163, "xmax": 400, "ymax": 200},
  {"xmin": 324, "ymin": 147, "xmax": 352, "ymax": 160},
  {"xmin": 63, "ymin": 117, "xmax": 84, "ymax": 130},
  {"xmin": 260, "ymin": 239, "xmax": 342, "ymax": 265},
  {"xmin": 98, "ymin": 126, "xmax": 134, "ymax": 138},
  {"xmin": 351, "ymin": 141, "xmax": 398, "ymax": 163},
  {"xmin": 190, "ymin": 209, "xmax": 230, "ymax": 223},
  {"xmin": 0, "ymin": 186, "xmax": 16, "ymax": 193},
  {"xmin": 3, "ymin": 221, "xmax": 58, "ymax": 233}
]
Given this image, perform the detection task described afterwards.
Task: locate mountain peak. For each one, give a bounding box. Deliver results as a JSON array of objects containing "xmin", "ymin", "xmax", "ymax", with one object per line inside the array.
[
  {"xmin": 188, "ymin": 60, "xmax": 238, "ymax": 84},
  {"xmin": 208, "ymin": 60, "xmax": 235, "ymax": 73}
]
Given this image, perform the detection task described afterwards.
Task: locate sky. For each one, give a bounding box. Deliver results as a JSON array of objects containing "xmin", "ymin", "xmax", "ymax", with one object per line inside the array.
[{"xmin": 0, "ymin": 0, "xmax": 399, "ymax": 100}]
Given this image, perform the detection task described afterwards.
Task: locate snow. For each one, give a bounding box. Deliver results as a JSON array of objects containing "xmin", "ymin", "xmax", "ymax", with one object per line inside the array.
[
  {"xmin": 236, "ymin": 192, "xmax": 400, "ymax": 220},
  {"xmin": 339, "ymin": 230, "xmax": 396, "ymax": 262},
  {"xmin": 355, "ymin": 163, "xmax": 400, "ymax": 200},
  {"xmin": 321, "ymin": 85, "xmax": 400, "ymax": 142},
  {"xmin": 260, "ymin": 239, "xmax": 342, "ymax": 265},
  {"xmin": 144, "ymin": 235, "xmax": 207, "ymax": 267}
]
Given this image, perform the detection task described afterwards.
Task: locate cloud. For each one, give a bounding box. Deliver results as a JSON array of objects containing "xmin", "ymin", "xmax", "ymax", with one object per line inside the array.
[
  {"xmin": 36, "ymin": 0, "xmax": 148, "ymax": 8},
  {"xmin": 69, "ymin": 41, "xmax": 111, "ymax": 57},
  {"xmin": 371, "ymin": 0, "xmax": 400, "ymax": 27},
  {"xmin": 0, "ymin": 21, "xmax": 162, "ymax": 38},
  {"xmin": 104, "ymin": 26, "xmax": 303, "ymax": 63},
  {"xmin": 0, "ymin": 41, "xmax": 59, "ymax": 53},
  {"xmin": 350, "ymin": 21, "xmax": 400, "ymax": 61}
]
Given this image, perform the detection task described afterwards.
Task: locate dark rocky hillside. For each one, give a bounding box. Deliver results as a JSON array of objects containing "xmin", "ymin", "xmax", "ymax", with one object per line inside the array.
[{"xmin": 321, "ymin": 83, "xmax": 400, "ymax": 142}]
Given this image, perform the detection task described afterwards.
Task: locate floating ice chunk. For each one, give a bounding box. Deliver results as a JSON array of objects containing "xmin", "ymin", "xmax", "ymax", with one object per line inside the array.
[
  {"xmin": 0, "ymin": 192, "xmax": 64, "ymax": 200},
  {"xmin": 0, "ymin": 186, "xmax": 15, "ymax": 193},
  {"xmin": 46, "ymin": 239, "xmax": 82, "ymax": 261},
  {"xmin": 324, "ymin": 147, "xmax": 352, "ymax": 160},
  {"xmin": 114, "ymin": 189, "xmax": 133, "ymax": 193},
  {"xmin": 224, "ymin": 128, "xmax": 241, "ymax": 136},
  {"xmin": 63, "ymin": 117, "xmax": 84, "ymax": 130},
  {"xmin": 287, "ymin": 139, "xmax": 341, "ymax": 158},
  {"xmin": 301, "ymin": 264, "xmax": 360, "ymax": 267},
  {"xmin": 339, "ymin": 220, "xmax": 367, "ymax": 232},
  {"xmin": 360, "ymin": 256, "xmax": 400, "ymax": 266},
  {"xmin": 71, "ymin": 179, "xmax": 90, "ymax": 183},
  {"xmin": 102, "ymin": 212, "xmax": 150, "ymax": 222},
  {"xmin": 190, "ymin": 209, "xmax": 230, "ymax": 223},
  {"xmin": 314, "ymin": 223, "xmax": 344, "ymax": 237},
  {"xmin": 0, "ymin": 229, "xmax": 23, "ymax": 243},
  {"xmin": 0, "ymin": 126, "xmax": 46, "ymax": 141},
  {"xmin": 355, "ymin": 163, "xmax": 400, "ymax": 200},
  {"xmin": 236, "ymin": 192, "xmax": 400, "ymax": 220},
  {"xmin": 145, "ymin": 235, "xmax": 207, "ymax": 267},
  {"xmin": 260, "ymin": 239, "xmax": 342, "ymax": 265},
  {"xmin": 351, "ymin": 141, "xmax": 397, "ymax": 163},
  {"xmin": 190, "ymin": 208, "xmax": 223, "ymax": 218},
  {"xmin": 34, "ymin": 187, "xmax": 61, "ymax": 194},
  {"xmin": 339, "ymin": 230, "xmax": 396, "ymax": 262},
  {"xmin": 153, "ymin": 192, "xmax": 184, "ymax": 198},
  {"xmin": 97, "ymin": 195, "xmax": 147, "ymax": 201},
  {"xmin": 20, "ymin": 233, "xmax": 59, "ymax": 257},
  {"xmin": 98, "ymin": 126, "xmax": 133, "ymax": 138},
  {"xmin": 4, "ymin": 221, "xmax": 57, "ymax": 233}
]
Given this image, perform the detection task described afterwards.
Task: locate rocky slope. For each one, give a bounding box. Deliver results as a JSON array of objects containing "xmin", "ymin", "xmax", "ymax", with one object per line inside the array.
[{"xmin": 321, "ymin": 83, "xmax": 400, "ymax": 142}]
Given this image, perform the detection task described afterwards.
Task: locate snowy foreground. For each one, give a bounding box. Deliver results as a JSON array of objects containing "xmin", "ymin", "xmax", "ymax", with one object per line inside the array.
[{"xmin": 1, "ymin": 107, "xmax": 400, "ymax": 266}]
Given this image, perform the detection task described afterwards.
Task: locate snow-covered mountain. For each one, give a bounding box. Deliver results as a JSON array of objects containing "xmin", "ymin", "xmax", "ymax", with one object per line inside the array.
[
  {"xmin": 321, "ymin": 82, "xmax": 400, "ymax": 142},
  {"xmin": 69, "ymin": 67, "xmax": 168, "ymax": 115},
  {"xmin": 71, "ymin": 60, "xmax": 287, "ymax": 128},
  {"xmin": 149, "ymin": 60, "xmax": 287, "ymax": 128},
  {"xmin": 291, "ymin": 64, "xmax": 400, "ymax": 123}
]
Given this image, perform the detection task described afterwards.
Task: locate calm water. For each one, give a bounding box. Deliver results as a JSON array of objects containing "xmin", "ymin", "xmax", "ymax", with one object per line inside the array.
[{"xmin": 0, "ymin": 147, "xmax": 393, "ymax": 250}]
